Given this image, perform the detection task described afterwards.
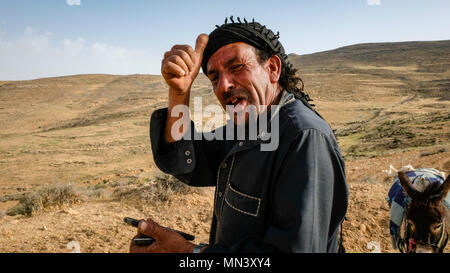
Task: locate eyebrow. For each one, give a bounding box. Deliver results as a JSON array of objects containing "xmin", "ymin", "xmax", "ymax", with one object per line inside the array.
[{"xmin": 207, "ymin": 56, "xmax": 239, "ymax": 78}]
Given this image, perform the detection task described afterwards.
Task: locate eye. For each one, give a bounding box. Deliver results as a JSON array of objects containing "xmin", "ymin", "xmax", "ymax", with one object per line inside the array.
[
  {"xmin": 432, "ymin": 222, "xmax": 443, "ymax": 231},
  {"xmin": 208, "ymin": 74, "xmax": 218, "ymax": 83},
  {"xmin": 231, "ymin": 63, "xmax": 244, "ymax": 71},
  {"xmin": 407, "ymin": 220, "xmax": 415, "ymax": 231}
]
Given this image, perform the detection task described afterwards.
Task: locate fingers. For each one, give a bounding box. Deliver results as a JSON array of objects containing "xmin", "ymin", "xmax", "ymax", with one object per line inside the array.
[
  {"xmin": 165, "ymin": 47, "xmax": 195, "ymax": 72},
  {"xmin": 161, "ymin": 34, "xmax": 209, "ymax": 78},
  {"xmin": 171, "ymin": 45, "xmax": 195, "ymax": 64},
  {"xmin": 195, "ymin": 34, "xmax": 209, "ymax": 68},
  {"xmin": 162, "ymin": 50, "xmax": 191, "ymax": 77},
  {"xmin": 129, "ymin": 234, "xmax": 154, "ymax": 253},
  {"xmin": 162, "ymin": 60, "xmax": 186, "ymax": 77},
  {"xmin": 130, "ymin": 218, "xmax": 196, "ymax": 253},
  {"xmin": 195, "ymin": 33, "xmax": 209, "ymax": 56},
  {"xmin": 138, "ymin": 218, "xmax": 164, "ymax": 240},
  {"xmin": 129, "ymin": 219, "xmax": 158, "ymax": 253},
  {"xmin": 173, "ymin": 49, "xmax": 195, "ymax": 71},
  {"xmin": 164, "ymin": 54, "xmax": 189, "ymax": 75}
]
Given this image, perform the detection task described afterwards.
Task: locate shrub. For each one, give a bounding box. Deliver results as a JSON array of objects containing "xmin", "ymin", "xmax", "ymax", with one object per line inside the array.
[
  {"xmin": 112, "ymin": 173, "xmax": 195, "ymax": 204},
  {"xmin": 7, "ymin": 184, "xmax": 82, "ymax": 216}
]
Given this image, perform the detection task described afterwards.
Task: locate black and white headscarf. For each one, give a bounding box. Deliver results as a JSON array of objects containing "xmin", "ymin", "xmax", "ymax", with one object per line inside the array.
[{"xmin": 201, "ymin": 16, "xmax": 293, "ymax": 78}]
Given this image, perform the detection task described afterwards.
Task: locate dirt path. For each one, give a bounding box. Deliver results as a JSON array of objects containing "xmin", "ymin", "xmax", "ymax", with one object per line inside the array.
[{"xmin": 367, "ymin": 93, "xmax": 417, "ymax": 123}]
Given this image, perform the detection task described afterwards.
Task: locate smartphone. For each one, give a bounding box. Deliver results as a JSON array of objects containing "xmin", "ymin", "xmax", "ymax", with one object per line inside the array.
[
  {"xmin": 133, "ymin": 237, "xmax": 156, "ymax": 246},
  {"xmin": 123, "ymin": 217, "xmax": 195, "ymax": 246},
  {"xmin": 123, "ymin": 217, "xmax": 140, "ymax": 228},
  {"xmin": 124, "ymin": 217, "xmax": 155, "ymax": 246}
]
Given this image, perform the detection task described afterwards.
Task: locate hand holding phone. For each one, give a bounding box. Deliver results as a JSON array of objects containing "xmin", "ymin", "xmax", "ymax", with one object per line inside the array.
[{"xmin": 124, "ymin": 217, "xmax": 195, "ymax": 246}]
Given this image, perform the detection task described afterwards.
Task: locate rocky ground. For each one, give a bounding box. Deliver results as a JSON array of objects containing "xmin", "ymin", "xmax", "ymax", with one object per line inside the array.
[{"xmin": 0, "ymin": 147, "xmax": 448, "ymax": 253}]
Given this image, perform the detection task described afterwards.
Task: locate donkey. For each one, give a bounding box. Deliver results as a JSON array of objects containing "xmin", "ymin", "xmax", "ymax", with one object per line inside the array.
[{"xmin": 395, "ymin": 171, "xmax": 450, "ymax": 253}]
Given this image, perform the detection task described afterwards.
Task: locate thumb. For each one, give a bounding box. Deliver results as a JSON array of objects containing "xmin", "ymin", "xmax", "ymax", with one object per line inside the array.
[
  {"xmin": 138, "ymin": 218, "xmax": 164, "ymax": 240},
  {"xmin": 194, "ymin": 33, "xmax": 209, "ymax": 57}
]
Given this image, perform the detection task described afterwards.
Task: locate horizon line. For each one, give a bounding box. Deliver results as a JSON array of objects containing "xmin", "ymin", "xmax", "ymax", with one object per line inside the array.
[{"xmin": 1, "ymin": 38, "xmax": 449, "ymax": 82}]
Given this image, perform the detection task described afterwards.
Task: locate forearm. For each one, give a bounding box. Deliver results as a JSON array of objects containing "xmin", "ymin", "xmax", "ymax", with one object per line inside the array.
[
  {"xmin": 150, "ymin": 108, "xmax": 220, "ymax": 187},
  {"xmin": 161, "ymin": 33, "xmax": 208, "ymax": 143},
  {"xmin": 165, "ymin": 88, "xmax": 191, "ymax": 143}
]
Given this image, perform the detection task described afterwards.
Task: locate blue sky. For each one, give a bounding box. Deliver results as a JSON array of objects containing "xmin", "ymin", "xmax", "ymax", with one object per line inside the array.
[{"xmin": 1, "ymin": 0, "xmax": 449, "ymax": 80}]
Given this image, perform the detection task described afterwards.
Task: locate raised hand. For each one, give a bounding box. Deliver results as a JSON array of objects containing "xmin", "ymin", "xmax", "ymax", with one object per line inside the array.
[{"xmin": 161, "ymin": 33, "xmax": 209, "ymax": 95}]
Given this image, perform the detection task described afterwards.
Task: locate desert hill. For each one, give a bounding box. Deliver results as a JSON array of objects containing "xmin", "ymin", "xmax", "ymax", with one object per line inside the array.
[
  {"xmin": 291, "ymin": 40, "xmax": 450, "ymax": 158},
  {"xmin": 291, "ymin": 40, "xmax": 450, "ymax": 100},
  {"xmin": 0, "ymin": 40, "xmax": 449, "ymax": 253}
]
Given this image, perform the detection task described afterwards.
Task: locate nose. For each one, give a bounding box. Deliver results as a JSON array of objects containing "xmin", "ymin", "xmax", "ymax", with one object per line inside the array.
[
  {"xmin": 215, "ymin": 72, "xmax": 234, "ymax": 99},
  {"xmin": 415, "ymin": 244, "xmax": 434, "ymax": 253}
]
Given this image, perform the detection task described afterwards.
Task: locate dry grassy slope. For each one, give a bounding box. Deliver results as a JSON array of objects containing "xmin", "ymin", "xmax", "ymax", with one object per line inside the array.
[
  {"xmin": 290, "ymin": 40, "xmax": 450, "ymax": 100},
  {"xmin": 289, "ymin": 40, "xmax": 450, "ymax": 158},
  {"xmin": 0, "ymin": 73, "xmax": 213, "ymax": 193},
  {"xmin": 0, "ymin": 74, "xmax": 164, "ymax": 135},
  {"xmin": 0, "ymin": 40, "xmax": 449, "ymax": 252}
]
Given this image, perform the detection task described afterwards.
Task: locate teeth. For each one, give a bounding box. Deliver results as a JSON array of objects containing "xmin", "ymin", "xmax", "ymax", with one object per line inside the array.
[{"xmin": 231, "ymin": 98, "xmax": 238, "ymax": 104}]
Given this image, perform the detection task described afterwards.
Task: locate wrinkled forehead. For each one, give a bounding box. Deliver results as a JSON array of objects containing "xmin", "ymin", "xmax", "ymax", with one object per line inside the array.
[{"xmin": 206, "ymin": 42, "xmax": 257, "ymax": 73}]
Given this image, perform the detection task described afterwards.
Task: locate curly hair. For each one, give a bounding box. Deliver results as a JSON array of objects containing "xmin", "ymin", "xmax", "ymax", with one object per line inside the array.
[
  {"xmin": 254, "ymin": 47, "xmax": 304, "ymax": 93},
  {"xmin": 254, "ymin": 47, "xmax": 322, "ymax": 119}
]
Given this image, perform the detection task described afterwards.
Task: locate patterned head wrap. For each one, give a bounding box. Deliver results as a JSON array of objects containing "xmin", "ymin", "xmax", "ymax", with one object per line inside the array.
[{"xmin": 201, "ymin": 16, "xmax": 294, "ymax": 76}]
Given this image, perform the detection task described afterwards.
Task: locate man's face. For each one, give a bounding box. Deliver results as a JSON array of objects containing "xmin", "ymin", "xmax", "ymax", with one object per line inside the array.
[{"xmin": 206, "ymin": 42, "xmax": 280, "ymax": 125}]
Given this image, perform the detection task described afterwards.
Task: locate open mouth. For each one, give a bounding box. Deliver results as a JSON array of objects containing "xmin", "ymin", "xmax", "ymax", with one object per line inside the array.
[
  {"xmin": 226, "ymin": 96, "xmax": 237, "ymax": 105},
  {"xmin": 230, "ymin": 97, "xmax": 241, "ymax": 106},
  {"xmin": 226, "ymin": 96, "xmax": 249, "ymax": 114},
  {"xmin": 227, "ymin": 96, "xmax": 246, "ymax": 106}
]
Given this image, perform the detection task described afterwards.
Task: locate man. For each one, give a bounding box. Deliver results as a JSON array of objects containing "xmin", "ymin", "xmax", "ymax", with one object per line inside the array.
[{"xmin": 129, "ymin": 17, "xmax": 348, "ymax": 253}]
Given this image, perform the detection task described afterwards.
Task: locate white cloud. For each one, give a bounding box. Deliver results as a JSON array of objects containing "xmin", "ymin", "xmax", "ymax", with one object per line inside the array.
[
  {"xmin": 0, "ymin": 27, "xmax": 159, "ymax": 80},
  {"xmin": 66, "ymin": 0, "xmax": 81, "ymax": 6},
  {"xmin": 20, "ymin": 27, "xmax": 52, "ymax": 53},
  {"xmin": 367, "ymin": 0, "xmax": 381, "ymax": 5},
  {"xmin": 63, "ymin": 37, "xmax": 86, "ymax": 56}
]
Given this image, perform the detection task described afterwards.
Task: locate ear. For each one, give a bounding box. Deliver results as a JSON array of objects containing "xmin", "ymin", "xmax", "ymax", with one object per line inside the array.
[
  {"xmin": 265, "ymin": 55, "xmax": 282, "ymax": 84},
  {"xmin": 398, "ymin": 171, "xmax": 420, "ymax": 199},
  {"xmin": 439, "ymin": 174, "xmax": 450, "ymax": 201}
]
